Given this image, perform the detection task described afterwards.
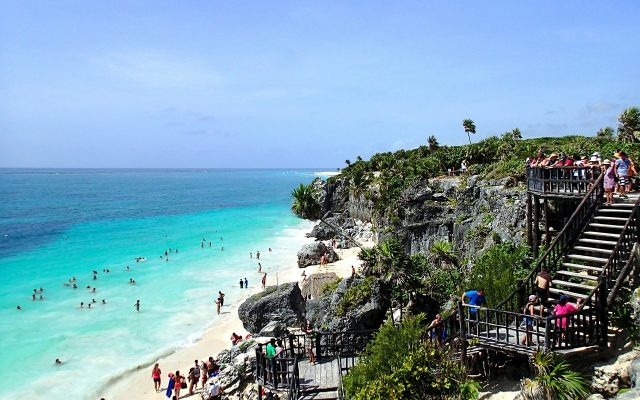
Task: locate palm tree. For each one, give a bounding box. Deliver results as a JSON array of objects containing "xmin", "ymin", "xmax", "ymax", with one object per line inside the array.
[
  {"xmin": 617, "ymin": 107, "xmax": 640, "ymax": 142},
  {"xmin": 463, "ymin": 119, "xmax": 476, "ymax": 145},
  {"xmin": 429, "ymin": 240, "xmax": 459, "ymax": 268},
  {"xmin": 511, "ymin": 128, "xmax": 522, "ymax": 140},
  {"xmin": 520, "ymin": 351, "xmax": 589, "ymax": 400},
  {"xmin": 427, "ymin": 135, "xmax": 439, "ymax": 152},
  {"xmin": 291, "ymin": 183, "xmax": 321, "ymax": 219},
  {"xmin": 596, "ymin": 126, "xmax": 615, "ymax": 140},
  {"xmin": 291, "ymin": 183, "xmax": 363, "ymax": 249}
]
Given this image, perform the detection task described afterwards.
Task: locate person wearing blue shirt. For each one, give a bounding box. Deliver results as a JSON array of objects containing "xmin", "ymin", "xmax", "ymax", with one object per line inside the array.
[{"xmin": 461, "ymin": 288, "xmax": 487, "ymax": 322}]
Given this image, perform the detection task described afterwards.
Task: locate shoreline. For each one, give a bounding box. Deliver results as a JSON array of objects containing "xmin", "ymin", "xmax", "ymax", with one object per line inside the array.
[{"xmin": 105, "ymin": 229, "xmax": 369, "ymax": 400}]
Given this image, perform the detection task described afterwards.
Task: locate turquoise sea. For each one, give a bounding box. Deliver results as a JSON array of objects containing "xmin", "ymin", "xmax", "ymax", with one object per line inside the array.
[{"xmin": 0, "ymin": 169, "xmax": 319, "ymax": 399}]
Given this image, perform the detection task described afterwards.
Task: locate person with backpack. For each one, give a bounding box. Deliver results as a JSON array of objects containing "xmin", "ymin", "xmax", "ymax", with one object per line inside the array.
[{"xmin": 521, "ymin": 294, "xmax": 543, "ymax": 346}]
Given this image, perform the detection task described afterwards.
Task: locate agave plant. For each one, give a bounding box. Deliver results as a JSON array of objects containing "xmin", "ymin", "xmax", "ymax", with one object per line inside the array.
[{"xmin": 429, "ymin": 240, "xmax": 459, "ymax": 268}]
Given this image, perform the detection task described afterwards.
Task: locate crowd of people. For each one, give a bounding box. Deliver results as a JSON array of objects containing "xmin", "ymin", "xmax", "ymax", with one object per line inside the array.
[{"xmin": 527, "ymin": 149, "xmax": 637, "ymax": 201}]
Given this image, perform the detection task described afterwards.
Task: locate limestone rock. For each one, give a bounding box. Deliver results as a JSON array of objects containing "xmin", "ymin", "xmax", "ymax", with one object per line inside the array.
[
  {"xmin": 297, "ymin": 242, "xmax": 339, "ymax": 268},
  {"xmin": 237, "ymin": 282, "xmax": 305, "ymax": 335},
  {"xmin": 592, "ymin": 349, "xmax": 640, "ymax": 396}
]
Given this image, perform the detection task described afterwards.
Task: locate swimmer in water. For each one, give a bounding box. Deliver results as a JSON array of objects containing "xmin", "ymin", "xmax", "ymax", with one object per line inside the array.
[
  {"xmin": 32, "ymin": 294, "xmax": 36, "ymax": 301},
  {"xmin": 93, "ymin": 275, "xmax": 97, "ymax": 280},
  {"xmin": 92, "ymin": 288, "xmax": 96, "ymax": 293},
  {"xmin": 88, "ymin": 303, "xmax": 91, "ymax": 309},
  {"xmin": 258, "ymin": 263, "xmax": 262, "ymax": 273},
  {"xmin": 55, "ymin": 358, "xmax": 62, "ymax": 365},
  {"xmin": 39, "ymin": 294, "xmax": 43, "ymax": 300},
  {"xmin": 250, "ymin": 252, "xmax": 252, "ymax": 259},
  {"xmin": 126, "ymin": 266, "xmax": 130, "ymax": 271},
  {"xmin": 102, "ymin": 299, "xmax": 106, "ymax": 304},
  {"xmin": 92, "ymin": 299, "xmax": 96, "ymax": 303},
  {"xmin": 73, "ymin": 284, "xmax": 77, "ymax": 289},
  {"xmin": 134, "ymin": 300, "xmax": 140, "ymax": 311},
  {"xmin": 221, "ymin": 246, "xmax": 224, "ymax": 251},
  {"xmin": 86, "ymin": 286, "xmax": 90, "ymax": 289},
  {"xmin": 80, "ymin": 302, "xmax": 84, "ymax": 308},
  {"xmin": 17, "ymin": 306, "xmax": 21, "ymax": 310},
  {"xmin": 269, "ymin": 248, "xmax": 272, "ymax": 252}
]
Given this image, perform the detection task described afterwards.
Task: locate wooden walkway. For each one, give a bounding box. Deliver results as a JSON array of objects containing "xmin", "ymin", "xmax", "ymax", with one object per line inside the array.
[{"xmin": 298, "ymin": 357, "xmax": 340, "ymax": 391}]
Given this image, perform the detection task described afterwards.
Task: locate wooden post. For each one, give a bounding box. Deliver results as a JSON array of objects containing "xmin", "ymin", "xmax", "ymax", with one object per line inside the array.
[
  {"xmin": 315, "ymin": 332, "xmax": 322, "ymax": 361},
  {"xmin": 544, "ymin": 315, "xmax": 552, "ymax": 350},
  {"xmin": 457, "ymin": 301, "xmax": 467, "ymax": 363},
  {"xmin": 288, "ymin": 334, "xmax": 295, "ymax": 358},
  {"xmin": 526, "ymin": 193, "xmax": 533, "ymax": 248},
  {"xmin": 533, "ymin": 195, "xmax": 540, "ymax": 258},
  {"xmin": 517, "ymin": 279, "xmax": 525, "ymax": 311},
  {"xmin": 598, "ymin": 277, "xmax": 609, "ymax": 348},
  {"xmin": 543, "ymin": 199, "xmax": 551, "ymax": 248}
]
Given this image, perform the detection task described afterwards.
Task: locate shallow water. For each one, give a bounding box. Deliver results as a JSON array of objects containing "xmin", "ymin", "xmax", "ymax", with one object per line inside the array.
[{"xmin": 0, "ymin": 169, "xmax": 317, "ymax": 399}]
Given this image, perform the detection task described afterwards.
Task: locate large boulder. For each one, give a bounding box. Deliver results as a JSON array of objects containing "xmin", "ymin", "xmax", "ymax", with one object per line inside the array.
[
  {"xmin": 237, "ymin": 282, "xmax": 305, "ymax": 336},
  {"xmin": 309, "ymin": 213, "xmax": 345, "ymax": 241},
  {"xmin": 306, "ymin": 276, "xmax": 389, "ymax": 332},
  {"xmin": 592, "ymin": 349, "xmax": 640, "ymax": 396},
  {"xmin": 297, "ymin": 242, "xmax": 339, "ymax": 268}
]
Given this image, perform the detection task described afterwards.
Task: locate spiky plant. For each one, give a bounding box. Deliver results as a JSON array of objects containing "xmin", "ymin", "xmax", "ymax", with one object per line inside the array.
[
  {"xmin": 291, "ymin": 183, "xmax": 320, "ymax": 219},
  {"xmin": 521, "ymin": 351, "xmax": 589, "ymax": 400}
]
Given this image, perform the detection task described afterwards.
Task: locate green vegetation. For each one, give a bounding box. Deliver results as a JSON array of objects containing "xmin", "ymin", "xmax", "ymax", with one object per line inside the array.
[
  {"xmin": 291, "ymin": 183, "xmax": 320, "ymax": 219},
  {"xmin": 343, "ymin": 315, "xmax": 479, "ymax": 400},
  {"xmin": 319, "ymin": 277, "xmax": 342, "ymax": 296},
  {"xmin": 330, "ymin": 117, "xmax": 640, "ymax": 217},
  {"xmin": 466, "ymin": 241, "xmax": 532, "ymax": 306},
  {"xmin": 335, "ymin": 276, "xmax": 376, "ymax": 316},
  {"xmin": 520, "ymin": 351, "xmax": 589, "ymax": 400}
]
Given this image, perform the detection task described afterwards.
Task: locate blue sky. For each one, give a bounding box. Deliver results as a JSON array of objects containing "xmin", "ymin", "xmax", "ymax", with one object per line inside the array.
[{"xmin": 1, "ymin": 1, "xmax": 639, "ymax": 168}]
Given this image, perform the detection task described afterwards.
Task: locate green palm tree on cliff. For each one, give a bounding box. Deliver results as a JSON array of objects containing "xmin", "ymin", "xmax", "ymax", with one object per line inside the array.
[
  {"xmin": 291, "ymin": 183, "xmax": 363, "ymax": 248},
  {"xmin": 463, "ymin": 119, "xmax": 476, "ymax": 146}
]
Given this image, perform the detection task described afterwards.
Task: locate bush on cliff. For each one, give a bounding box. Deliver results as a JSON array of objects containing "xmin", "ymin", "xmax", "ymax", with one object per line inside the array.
[
  {"xmin": 343, "ymin": 315, "xmax": 479, "ymax": 400},
  {"xmin": 466, "ymin": 241, "xmax": 532, "ymax": 304}
]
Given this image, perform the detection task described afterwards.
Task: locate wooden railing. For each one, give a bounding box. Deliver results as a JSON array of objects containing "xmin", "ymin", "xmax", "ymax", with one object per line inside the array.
[
  {"xmin": 337, "ymin": 354, "xmax": 358, "ymax": 400},
  {"xmin": 256, "ymin": 348, "xmax": 299, "ymax": 390},
  {"xmin": 287, "ymin": 358, "xmax": 301, "ymax": 400},
  {"xmin": 461, "ymin": 193, "xmax": 639, "ymax": 353},
  {"xmin": 497, "ymin": 172, "xmax": 604, "ymax": 312},
  {"xmin": 527, "ymin": 166, "xmax": 601, "ymax": 196}
]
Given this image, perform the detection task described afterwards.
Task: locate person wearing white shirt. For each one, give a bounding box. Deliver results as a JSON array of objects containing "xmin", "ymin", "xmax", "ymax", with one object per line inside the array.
[{"xmin": 207, "ymin": 381, "xmax": 223, "ymax": 400}]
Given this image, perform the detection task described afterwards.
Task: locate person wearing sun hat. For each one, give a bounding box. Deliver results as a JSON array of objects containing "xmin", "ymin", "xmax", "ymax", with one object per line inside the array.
[
  {"xmin": 602, "ymin": 159, "xmax": 616, "ymax": 205},
  {"xmin": 521, "ymin": 294, "xmax": 542, "ymax": 346}
]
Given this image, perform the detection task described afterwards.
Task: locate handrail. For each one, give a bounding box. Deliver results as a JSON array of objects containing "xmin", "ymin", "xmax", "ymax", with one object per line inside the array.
[
  {"xmin": 286, "ymin": 356, "xmax": 300, "ymax": 400},
  {"xmin": 496, "ymin": 172, "xmax": 604, "ymax": 311},
  {"xmin": 527, "ymin": 166, "xmax": 600, "ymax": 195},
  {"xmin": 608, "ymin": 244, "xmax": 638, "ymax": 304}
]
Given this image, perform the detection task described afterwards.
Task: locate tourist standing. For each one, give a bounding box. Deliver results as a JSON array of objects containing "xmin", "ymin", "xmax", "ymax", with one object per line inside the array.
[
  {"xmin": 200, "ymin": 361, "xmax": 208, "ymax": 388},
  {"xmin": 215, "ymin": 298, "xmax": 221, "ymax": 315},
  {"xmin": 174, "ymin": 370, "xmax": 184, "ymax": 399},
  {"xmin": 461, "ymin": 288, "xmax": 487, "ymax": 323},
  {"xmin": 603, "ymin": 159, "xmax": 616, "ymax": 205},
  {"xmin": 244, "ymin": 277, "xmax": 248, "ymax": 288},
  {"xmin": 239, "ymin": 279, "xmax": 244, "ymax": 289},
  {"xmin": 521, "ymin": 295, "xmax": 542, "ymax": 346},
  {"xmin": 553, "ymin": 295, "xmax": 576, "ymax": 344},
  {"xmin": 151, "ymin": 363, "xmax": 161, "ymax": 393},
  {"xmin": 616, "ymin": 151, "xmax": 632, "ymax": 198},
  {"xmin": 535, "ymin": 268, "xmax": 551, "ymax": 306},
  {"xmin": 262, "ymin": 273, "xmax": 267, "ymax": 289},
  {"xmin": 218, "ymin": 291, "xmax": 225, "ymax": 306}
]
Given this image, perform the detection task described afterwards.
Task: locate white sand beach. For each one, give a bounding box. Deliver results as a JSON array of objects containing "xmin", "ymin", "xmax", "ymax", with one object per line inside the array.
[{"xmin": 106, "ymin": 237, "xmax": 370, "ymax": 400}]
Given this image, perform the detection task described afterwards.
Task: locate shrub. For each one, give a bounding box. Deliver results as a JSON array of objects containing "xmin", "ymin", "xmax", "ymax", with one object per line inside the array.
[
  {"xmin": 466, "ymin": 242, "xmax": 532, "ymax": 305},
  {"xmin": 335, "ymin": 276, "xmax": 376, "ymax": 316},
  {"xmin": 343, "ymin": 315, "xmax": 479, "ymax": 400},
  {"xmin": 319, "ymin": 278, "xmax": 342, "ymax": 296}
]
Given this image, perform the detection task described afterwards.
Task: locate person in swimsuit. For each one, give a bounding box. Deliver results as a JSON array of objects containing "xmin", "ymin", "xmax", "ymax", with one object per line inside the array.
[
  {"xmin": 535, "ymin": 269, "xmax": 551, "ymax": 307},
  {"xmin": 173, "ymin": 370, "xmax": 183, "ymax": 399},
  {"xmin": 200, "ymin": 361, "xmax": 208, "ymax": 387},
  {"xmin": 151, "ymin": 363, "xmax": 161, "ymax": 392},
  {"xmin": 218, "ymin": 291, "xmax": 225, "ymax": 306},
  {"xmin": 134, "ymin": 300, "xmax": 140, "ymax": 311}
]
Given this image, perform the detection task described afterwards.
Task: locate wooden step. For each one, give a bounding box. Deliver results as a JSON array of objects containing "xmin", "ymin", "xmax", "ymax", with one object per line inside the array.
[
  {"xmin": 609, "ymin": 203, "xmax": 635, "ymax": 208},
  {"xmin": 551, "ymin": 279, "xmax": 596, "ymax": 291},
  {"xmin": 573, "ymin": 246, "xmax": 613, "ymax": 254},
  {"xmin": 588, "ymin": 223, "xmax": 624, "ymax": 230},
  {"xmin": 582, "ymin": 231, "xmax": 621, "ymax": 239},
  {"xmin": 566, "ymin": 254, "xmax": 610, "ymax": 263},
  {"xmin": 594, "ymin": 216, "xmax": 629, "ymax": 222},
  {"xmin": 598, "ymin": 208, "xmax": 633, "ymax": 214},
  {"xmin": 548, "ymin": 287, "xmax": 590, "ymax": 299},
  {"xmin": 562, "ymin": 263, "xmax": 603, "ymax": 272},
  {"xmin": 578, "ymin": 238, "xmax": 617, "ymax": 246},
  {"xmin": 555, "ymin": 270, "xmax": 599, "ymax": 281}
]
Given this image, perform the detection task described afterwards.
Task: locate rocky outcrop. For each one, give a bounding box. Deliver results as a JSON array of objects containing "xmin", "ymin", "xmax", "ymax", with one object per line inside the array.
[
  {"xmin": 297, "ymin": 242, "xmax": 339, "ymax": 268},
  {"xmin": 237, "ymin": 283, "xmax": 305, "ymax": 336},
  {"xmin": 306, "ymin": 276, "xmax": 389, "ymax": 332},
  {"xmin": 300, "ymin": 272, "xmax": 339, "ymax": 299},
  {"xmin": 591, "ymin": 349, "xmax": 640, "ymax": 397}
]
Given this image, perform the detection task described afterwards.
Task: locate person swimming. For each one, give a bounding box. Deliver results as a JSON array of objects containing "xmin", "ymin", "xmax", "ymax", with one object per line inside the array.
[
  {"xmin": 88, "ymin": 303, "xmax": 92, "ymax": 309},
  {"xmin": 16, "ymin": 306, "xmax": 21, "ymax": 310},
  {"xmin": 80, "ymin": 302, "xmax": 84, "ymax": 308},
  {"xmin": 92, "ymin": 299, "xmax": 96, "ymax": 303},
  {"xmin": 91, "ymin": 288, "xmax": 96, "ymax": 293},
  {"xmin": 102, "ymin": 299, "xmax": 106, "ymax": 304},
  {"xmin": 32, "ymin": 294, "xmax": 36, "ymax": 301},
  {"xmin": 72, "ymin": 284, "xmax": 77, "ymax": 289},
  {"xmin": 134, "ymin": 300, "xmax": 140, "ymax": 311},
  {"xmin": 55, "ymin": 358, "xmax": 62, "ymax": 365}
]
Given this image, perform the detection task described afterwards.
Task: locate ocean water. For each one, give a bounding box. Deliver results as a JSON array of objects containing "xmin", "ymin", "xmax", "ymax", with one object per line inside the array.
[{"xmin": 0, "ymin": 169, "xmax": 319, "ymax": 400}]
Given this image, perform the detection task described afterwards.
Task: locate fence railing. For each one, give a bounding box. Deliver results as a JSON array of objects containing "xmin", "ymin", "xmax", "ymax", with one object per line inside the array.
[
  {"xmin": 497, "ymin": 172, "xmax": 604, "ymax": 312},
  {"xmin": 256, "ymin": 348, "xmax": 299, "ymax": 390},
  {"xmin": 337, "ymin": 354, "xmax": 358, "ymax": 400},
  {"xmin": 527, "ymin": 166, "xmax": 601, "ymax": 196}
]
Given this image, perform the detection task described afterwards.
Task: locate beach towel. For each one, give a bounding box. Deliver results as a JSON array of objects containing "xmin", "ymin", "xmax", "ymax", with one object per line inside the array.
[{"xmin": 166, "ymin": 377, "xmax": 174, "ymax": 398}]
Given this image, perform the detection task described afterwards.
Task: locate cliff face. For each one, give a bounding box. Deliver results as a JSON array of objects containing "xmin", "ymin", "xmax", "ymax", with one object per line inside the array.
[{"xmin": 313, "ymin": 175, "xmax": 527, "ymax": 258}]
